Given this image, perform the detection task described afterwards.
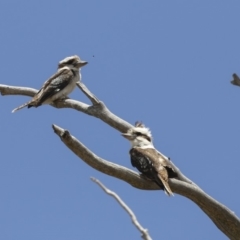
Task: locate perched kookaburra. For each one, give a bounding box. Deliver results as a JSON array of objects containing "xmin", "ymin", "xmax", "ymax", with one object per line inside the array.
[
  {"xmin": 122, "ymin": 122, "xmax": 176, "ymax": 196},
  {"xmin": 12, "ymin": 55, "xmax": 88, "ymax": 113}
]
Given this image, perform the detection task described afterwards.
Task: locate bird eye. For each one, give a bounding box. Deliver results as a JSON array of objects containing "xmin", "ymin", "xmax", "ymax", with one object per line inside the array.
[
  {"xmin": 67, "ymin": 59, "xmax": 74, "ymax": 65},
  {"xmin": 135, "ymin": 132, "xmax": 142, "ymax": 136}
]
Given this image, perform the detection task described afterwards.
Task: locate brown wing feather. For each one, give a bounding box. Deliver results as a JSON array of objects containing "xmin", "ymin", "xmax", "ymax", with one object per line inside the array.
[
  {"xmin": 12, "ymin": 68, "xmax": 73, "ymax": 112},
  {"xmin": 134, "ymin": 148, "xmax": 174, "ymax": 196},
  {"xmin": 40, "ymin": 68, "xmax": 71, "ymax": 90},
  {"xmin": 30, "ymin": 68, "xmax": 73, "ymax": 106},
  {"xmin": 135, "ymin": 148, "xmax": 175, "ymax": 172}
]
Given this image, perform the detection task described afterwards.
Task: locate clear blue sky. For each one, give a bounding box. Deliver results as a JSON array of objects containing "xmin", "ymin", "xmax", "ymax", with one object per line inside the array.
[{"xmin": 0, "ymin": 1, "xmax": 239, "ymax": 239}]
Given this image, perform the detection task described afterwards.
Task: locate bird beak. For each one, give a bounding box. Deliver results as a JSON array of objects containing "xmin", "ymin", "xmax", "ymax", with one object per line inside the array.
[
  {"xmin": 77, "ymin": 61, "xmax": 88, "ymax": 67},
  {"xmin": 121, "ymin": 133, "xmax": 134, "ymax": 140}
]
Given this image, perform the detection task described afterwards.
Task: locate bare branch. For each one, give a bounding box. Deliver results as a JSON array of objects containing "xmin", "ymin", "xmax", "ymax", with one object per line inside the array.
[
  {"xmin": 76, "ymin": 82, "xmax": 99, "ymax": 104},
  {"xmin": 0, "ymin": 83, "xmax": 195, "ymax": 185},
  {"xmin": 0, "ymin": 84, "xmax": 37, "ymax": 96},
  {"xmin": 52, "ymin": 124, "xmax": 190, "ymax": 186},
  {"xmin": 91, "ymin": 177, "xmax": 152, "ymax": 240},
  {"xmin": 52, "ymin": 124, "xmax": 240, "ymax": 240},
  {"xmin": 0, "ymin": 84, "xmax": 131, "ymax": 132},
  {"xmin": 2, "ymin": 83, "xmax": 240, "ymax": 239},
  {"xmin": 231, "ymin": 73, "xmax": 240, "ymax": 86}
]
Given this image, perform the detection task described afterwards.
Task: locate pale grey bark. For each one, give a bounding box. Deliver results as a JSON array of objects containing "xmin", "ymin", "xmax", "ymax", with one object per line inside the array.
[
  {"xmin": 1, "ymin": 83, "xmax": 240, "ymax": 240},
  {"xmin": 91, "ymin": 178, "xmax": 152, "ymax": 240}
]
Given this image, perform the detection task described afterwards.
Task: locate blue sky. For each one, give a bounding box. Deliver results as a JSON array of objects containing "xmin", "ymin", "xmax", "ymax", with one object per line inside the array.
[{"xmin": 0, "ymin": 1, "xmax": 239, "ymax": 239}]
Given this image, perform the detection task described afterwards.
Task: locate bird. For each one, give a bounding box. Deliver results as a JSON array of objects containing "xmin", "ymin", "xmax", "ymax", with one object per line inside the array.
[
  {"xmin": 122, "ymin": 122, "xmax": 176, "ymax": 196},
  {"xmin": 12, "ymin": 55, "xmax": 88, "ymax": 113}
]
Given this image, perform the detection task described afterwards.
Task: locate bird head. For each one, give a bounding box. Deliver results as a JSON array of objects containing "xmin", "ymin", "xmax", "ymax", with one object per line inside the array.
[
  {"xmin": 58, "ymin": 55, "xmax": 88, "ymax": 70},
  {"xmin": 122, "ymin": 121, "xmax": 153, "ymax": 148}
]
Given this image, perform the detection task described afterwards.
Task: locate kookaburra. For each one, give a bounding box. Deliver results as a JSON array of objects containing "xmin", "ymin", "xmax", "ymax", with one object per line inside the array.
[
  {"xmin": 122, "ymin": 122, "xmax": 176, "ymax": 196},
  {"xmin": 12, "ymin": 55, "xmax": 88, "ymax": 113}
]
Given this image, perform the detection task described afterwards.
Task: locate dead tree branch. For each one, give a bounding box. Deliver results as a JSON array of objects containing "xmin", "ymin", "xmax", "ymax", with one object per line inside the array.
[
  {"xmin": 91, "ymin": 177, "xmax": 152, "ymax": 240},
  {"xmin": 52, "ymin": 124, "xmax": 240, "ymax": 240},
  {"xmin": 1, "ymin": 82, "xmax": 240, "ymax": 239},
  {"xmin": 231, "ymin": 73, "xmax": 240, "ymax": 87}
]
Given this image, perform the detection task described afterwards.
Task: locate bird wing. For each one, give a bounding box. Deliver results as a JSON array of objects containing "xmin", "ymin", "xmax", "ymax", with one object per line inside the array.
[
  {"xmin": 132, "ymin": 147, "xmax": 174, "ymax": 196},
  {"xmin": 30, "ymin": 68, "xmax": 74, "ymax": 106},
  {"xmin": 130, "ymin": 148, "xmax": 153, "ymax": 176},
  {"xmin": 133, "ymin": 148, "xmax": 175, "ymax": 174},
  {"xmin": 155, "ymin": 150, "xmax": 177, "ymax": 178}
]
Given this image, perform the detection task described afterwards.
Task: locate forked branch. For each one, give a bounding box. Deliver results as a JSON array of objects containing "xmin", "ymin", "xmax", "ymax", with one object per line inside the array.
[
  {"xmin": 52, "ymin": 124, "xmax": 240, "ymax": 240},
  {"xmin": 1, "ymin": 82, "xmax": 240, "ymax": 240}
]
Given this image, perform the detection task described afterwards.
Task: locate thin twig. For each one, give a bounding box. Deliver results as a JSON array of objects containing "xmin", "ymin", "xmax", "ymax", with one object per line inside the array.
[{"xmin": 91, "ymin": 177, "xmax": 152, "ymax": 240}]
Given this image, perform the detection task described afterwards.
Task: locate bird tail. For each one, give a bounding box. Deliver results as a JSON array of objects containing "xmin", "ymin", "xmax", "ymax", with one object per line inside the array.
[
  {"xmin": 12, "ymin": 102, "xmax": 30, "ymax": 113},
  {"xmin": 164, "ymin": 187, "xmax": 174, "ymax": 197},
  {"xmin": 158, "ymin": 175, "xmax": 174, "ymax": 197}
]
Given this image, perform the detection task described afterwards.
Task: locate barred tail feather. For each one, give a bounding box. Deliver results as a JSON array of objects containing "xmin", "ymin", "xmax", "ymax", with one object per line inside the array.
[
  {"xmin": 158, "ymin": 175, "xmax": 174, "ymax": 197},
  {"xmin": 12, "ymin": 102, "xmax": 29, "ymax": 113},
  {"xmin": 163, "ymin": 183, "xmax": 174, "ymax": 196},
  {"xmin": 164, "ymin": 188, "xmax": 174, "ymax": 197}
]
